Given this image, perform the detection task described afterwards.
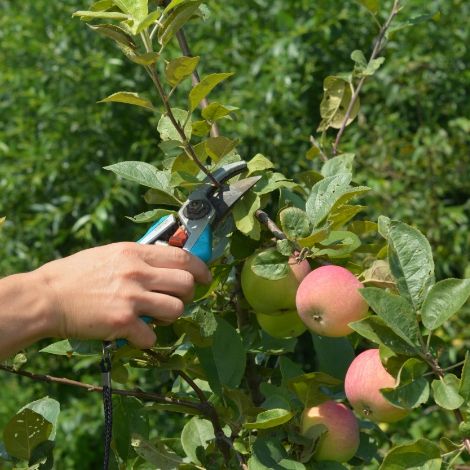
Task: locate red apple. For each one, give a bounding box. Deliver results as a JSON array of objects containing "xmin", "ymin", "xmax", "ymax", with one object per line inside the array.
[
  {"xmin": 344, "ymin": 349, "xmax": 410, "ymax": 423},
  {"xmin": 241, "ymin": 248, "xmax": 311, "ymax": 314},
  {"xmin": 296, "ymin": 265, "xmax": 368, "ymax": 337},
  {"xmin": 301, "ymin": 400, "xmax": 360, "ymax": 462}
]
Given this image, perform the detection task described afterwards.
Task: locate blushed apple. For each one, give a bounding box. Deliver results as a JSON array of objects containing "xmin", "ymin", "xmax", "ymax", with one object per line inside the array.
[
  {"xmin": 241, "ymin": 248, "xmax": 311, "ymax": 314},
  {"xmin": 296, "ymin": 265, "xmax": 368, "ymax": 337},
  {"xmin": 344, "ymin": 348, "xmax": 410, "ymax": 423},
  {"xmin": 301, "ymin": 400, "xmax": 360, "ymax": 462},
  {"xmin": 256, "ymin": 310, "xmax": 306, "ymax": 338}
]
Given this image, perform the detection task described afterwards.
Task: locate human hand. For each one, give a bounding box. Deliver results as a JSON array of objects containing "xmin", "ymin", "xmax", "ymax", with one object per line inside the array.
[{"xmin": 35, "ymin": 242, "xmax": 211, "ymax": 348}]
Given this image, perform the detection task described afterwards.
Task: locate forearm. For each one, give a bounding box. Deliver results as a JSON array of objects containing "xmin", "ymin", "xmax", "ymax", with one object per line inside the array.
[{"xmin": 0, "ymin": 271, "xmax": 52, "ymax": 361}]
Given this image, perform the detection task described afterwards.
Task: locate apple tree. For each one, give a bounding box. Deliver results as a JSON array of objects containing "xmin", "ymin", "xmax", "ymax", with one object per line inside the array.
[{"xmin": 1, "ymin": 1, "xmax": 470, "ymax": 469}]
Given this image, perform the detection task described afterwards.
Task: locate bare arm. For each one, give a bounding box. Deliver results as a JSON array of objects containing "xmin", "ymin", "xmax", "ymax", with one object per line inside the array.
[{"xmin": 0, "ymin": 242, "xmax": 211, "ymax": 361}]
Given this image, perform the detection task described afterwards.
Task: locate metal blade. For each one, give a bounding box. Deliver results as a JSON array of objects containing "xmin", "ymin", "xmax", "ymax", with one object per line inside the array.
[{"xmin": 209, "ymin": 176, "xmax": 261, "ymax": 227}]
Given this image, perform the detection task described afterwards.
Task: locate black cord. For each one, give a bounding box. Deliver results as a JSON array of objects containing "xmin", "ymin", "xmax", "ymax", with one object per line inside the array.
[{"xmin": 101, "ymin": 342, "xmax": 113, "ymax": 470}]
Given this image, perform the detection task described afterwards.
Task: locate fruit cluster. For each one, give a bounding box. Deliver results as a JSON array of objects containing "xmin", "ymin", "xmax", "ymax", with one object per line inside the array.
[{"xmin": 241, "ymin": 249, "xmax": 411, "ymax": 463}]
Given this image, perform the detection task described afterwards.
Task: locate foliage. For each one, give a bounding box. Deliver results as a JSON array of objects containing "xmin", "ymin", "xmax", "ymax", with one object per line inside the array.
[{"xmin": 1, "ymin": 0, "xmax": 470, "ymax": 469}]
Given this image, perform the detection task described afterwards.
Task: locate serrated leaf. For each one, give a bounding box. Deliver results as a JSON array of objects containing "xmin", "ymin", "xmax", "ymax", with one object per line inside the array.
[
  {"xmin": 280, "ymin": 207, "xmax": 311, "ymax": 239},
  {"xmin": 104, "ymin": 161, "xmax": 173, "ymax": 193},
  {"xmin": 165, "ymin": 56, "xmax": 200, "ymax": 87},
  {"xmin": 202, "ymin": 102, "xmax": 238, "ymax": 122},
  {"xmin": 127, "ymin": 209, "xmax": 175, "ymax": 224},
  {"xmin": 87, "ymin": 24, "xmax": 136, "ymax": 49},
  {"xmin": 189, "ymin": 72, "xmax": 234, "ymax": 112},
  {"xmin": 157, "ymin": 108, "xmax": 192, "ymax": 142},
  {"xmin": 379, "ymin": 438, "xmax": 441, "ymax": 470},
  {"xmin": 232, "ymin": 191, "xmax": 261, "ymax": 240},
  {"xmin": 431, "ymin": 374, "xmax": 464, "ymax": 410},
  {"xmin": 204, "ymin": 136, "xmax": 237, "ymax": 162},
  {"xmin": 305, "ymin": 173, "xmax": 351, "ymax": 227},
  {"xmin": 40, "ymin": 339, "xmax": 101, "ymax": 356},
  {"xmin": 321, "ymin": 153, "xmax": 355, "ymax": 177},
  {"xmin": 247, "ymin": 153, "xmax": 274, "ymax": 174},
  {"xmin": 387, "ymin": 220, "xmax": 435, "ymax": 309},
  {"xmin": 132, "ymin": 435, "xmax": 183, "ymax": 469},
  {"xmin": 421, "ymin": 278, "xmax": 470, "ymax": 330},
  {"xmin": 3, "ymin": 409, "xmax": 53, "ymax": 461},
  {"xmin": 349, "ymin": 316, "xmax": 419, "ymax": 356},
  {"xmin": 381, "ymin": 358, "xmax": 429, "ymax": 409},
  {"xmin": 245, "ymin": 409, "xmax": 294, "ymax": 430},
  {"xmin": 158, "ymin": 1, "xmax": 202, "ymax": 46},
  {"xmin": 98, "ymin": 91, "xmax": 154, "ymax": 110},
  {"xmin": 360, "ymin": 287, "xmax": 419, "ymax": 346},
  {"xmin": 72, "ymin": 10, "xmax": 129, "ymax": 21},
  {"xmin": 250, "ymin": 249, "xmax": 290, "ymax": 281}
]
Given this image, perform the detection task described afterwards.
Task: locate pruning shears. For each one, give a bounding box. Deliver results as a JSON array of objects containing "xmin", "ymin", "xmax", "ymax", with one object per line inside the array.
[{"xmin": 115, "ymin": 160, "xmax": 260, "ymax": 346}]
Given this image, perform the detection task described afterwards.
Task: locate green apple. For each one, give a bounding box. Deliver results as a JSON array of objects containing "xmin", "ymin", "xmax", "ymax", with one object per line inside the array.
[
  {"xmin": 241, "ymin": 248, "xmax": 311, "ymax": 314},
  {"xmin": 301, "ymin": 400, "xmax": 360, "ymax": 462},
  {"xmin": 256, "ymin": 310, "xmax": 306, "ymax": 338},
  {"xmin": 296, "ymin": 265, "xmax": 368, "ymax": 337},
  {"xmin": 345, "ymin": 349, "xmax": 410, "ymax": 423}
]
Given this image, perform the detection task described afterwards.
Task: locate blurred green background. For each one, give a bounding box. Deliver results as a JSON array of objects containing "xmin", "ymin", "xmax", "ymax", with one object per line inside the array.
[{"xmin": 1, "ymin": 0, "xmax": 469, "ymax": 467}]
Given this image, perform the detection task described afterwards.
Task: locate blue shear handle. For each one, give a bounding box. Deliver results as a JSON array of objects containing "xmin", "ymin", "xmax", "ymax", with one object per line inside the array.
[{"xmin": 116, "ymin": 217, "xmax": 213, "ymax": 348}]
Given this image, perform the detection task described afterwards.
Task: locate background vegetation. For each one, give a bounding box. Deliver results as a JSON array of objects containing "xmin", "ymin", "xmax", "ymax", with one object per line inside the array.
[{"xmin": 1, "ymin": 0, "xmax": 469, "ymax": 468}]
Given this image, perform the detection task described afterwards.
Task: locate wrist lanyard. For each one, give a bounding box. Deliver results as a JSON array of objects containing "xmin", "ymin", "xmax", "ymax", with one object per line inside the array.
[{"xmin": 100, "ymin": 342, "xmax": 113, "ymax": 470}]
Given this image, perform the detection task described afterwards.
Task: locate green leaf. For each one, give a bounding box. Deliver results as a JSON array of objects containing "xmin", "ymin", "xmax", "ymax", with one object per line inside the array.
[
  {"xmin": 127, "ymin": 209, "xmax": 175, "ymax": 224},
  {"xmin": 126, "ymin": 51, "xmax": 160, "ymax": 65},
  {"xmin": 381, "ymin": 358, "xmax": 429, "ymax": 409},
  {"xmin": 98, "ymin": 91, "xmax": 154, "ymax": 110},
  {"xmin": 72, "ymin": 10, "xmax": 129, "ymax": 21},
  {"xmin": 135, "ymin": 9, "xmax": 163, "ymax": 35},
  {"xmin": 202, "ymin": 102, "xmax": 238, "ymax": 122},
  {"xmin": 315, "ymin": 230, "xmax": 361, "ymax": 258},
  {"xmin": 387, "ymin": 220, "xmax": 435, "ymax": 309},
  {"xmin": 144, "ymin": 188, "xmax": 181, "ymax": 207},
  {"xmin": 311, "ymin": 334, "xmax": 355, "ymax": 380},
  {"xmin": 305, "ymin": 173, "xmax": 351, "ymax": 227},
  {"xmin": 360, "ymin": 287, "xmax": 419, "ymax": 346},
  {"xmin": 421, "ymin": 278, "xmax": 470, "ymax": 330},
  {"xmin": 279, "ymin": 207, "xmax": 311, "ymax": 239},
  {"xmin": 131, "ymin": 436, "xmax": 183, "ymax": 469},
  {"xmin": 165, "ymin": 56, "xmax": 200, "ymax": 87},
  {"xmin": 379, "ymin": 438, "xmax": 441, "ymax": 470},
  {"xmin": 321, "ymin": 153, "xmax": 355, "ymax": 178},
  {"xmin": 87, "ymin": 24, "xmax": 136, "ymax": 49},
  {"xmin": 113, "ymin": 396, "xmax": 148, "ymax": 462},
  {"xmin": 254, "ymin": 172, "xmax": 297, "ymax": 196},
  {"xmin": 104, "ymin": 161, "xmax": 173, "ymax": 192},
  {"xmin": 431, "ymin": 374, "xmax": 464, "ymax": 410},
  {"xmin": 158, "ymin": 1, "xmax": 202, "ymax": 46},
  {"xmin": 251, "ymin": 249, "xmax": 290, "ymax": 281},
  {"xmin": 188, "ymin": 72, "xmax": 234, "ymax": 113},
  {"xmin": 192, "ymin": 306, "xmax": 218, "ymax": 338},
  {"xmin": 459, "ymin": 351, "xmax": 470, "ymax": 402},
  {"xmin": 196, "ymin": 318, "xmax": 246, "ymax": 393},
  {"xmin": 181, "ymin": 417, "xmax": 214, "ymax": 465},
  {"xmin": 317, "ymin": 76, "xmax": 360, "ymax": 131},
  {"xmin": 329, "ymin": 205, "xmax": 365, "ymax": 229},
  {"xmin": 157, "ymin": 108, "xmax": 192, "ymax": 142},
  {"xmin": 286, "ymin": 372, "xmax": 341, "ymax": 406},
  {"xmin": 248, "ymin": 436, "xmax": 306, "ymax": 470},
  {"xmin": 204, "ymin": 136, "xmax": 237, "ymax": 162},
  {"xmin": 40, "ymin": 339, "xmax": 101, "ymax": 356},
  {"xmin": 90, "ymin": 0, "xmax": 114, "ymax": 11},
  {"xmin": 358, "ymin": 0, "xmax": 380, "ymax": 15},
  {"xmin": 192, "ymin": 120, "xmax": 211, "ymax": 136},
  {"xmin": 349, "ymin": 316, "xmax": 419, "ymax": 356},
  {"xmin": 297, "ymin": 227, "xmax": 330, "ymax": 248},
  {"xmin": 22, "ymin": 398, "xmax": 60, "ymax": 441},
  {"xmin": 113, "ymin": 0, "xmax": 147, "ymax": 22},
  {"xmin": 247, "ymin": 153, "xmax": 274, "ymax": 174},
  {"xmin": 245, "ymin": 409, "xmax": 294, "ymax": 430},
  {"xmin": 3, "ymin": 409, "xmax": 53, "ymax": 461},
  {"xmin": 232, "ymin": 191, "xmax": 261, "ymax": 240},
  {"xmin": 351, "ymin": 50, "xmax": 368, "ymax": 69}
]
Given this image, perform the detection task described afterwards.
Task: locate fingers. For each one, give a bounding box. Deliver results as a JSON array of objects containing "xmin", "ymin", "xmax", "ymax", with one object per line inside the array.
[
  {"xmin": 136, "ymin": 291, "xmax": 185, "ymax": 324},
  {"xmin": 138, "ymin": 244, "xmax": 212, "ymax": 285},
  {"xmin": 140, "ymin": 268, "xmax": 195, "ymax": 303},
  {"xmin": 126, "ymin": 319, "xmax": 157, "ymax": 349}
]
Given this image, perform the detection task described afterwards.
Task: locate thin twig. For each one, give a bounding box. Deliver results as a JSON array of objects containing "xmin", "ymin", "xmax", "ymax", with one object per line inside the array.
[
  {"xmin": 332, "ymin": 0, "xmax": 401, "ymax": 155},
  {"xmin": 255, "ymin": 209, "xmax": 286, "ymax": 240},
  {"xmin": 0, "ymin": 364, "xmax": 201, "ymax": 411}
]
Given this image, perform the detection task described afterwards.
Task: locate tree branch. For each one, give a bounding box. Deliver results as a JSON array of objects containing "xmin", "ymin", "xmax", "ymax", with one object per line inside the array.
[
  {"xmin": 0, "ymin": 364, "xmax": 202, "ymax": 411},
  {"xmin": 332, "ymin": 0, "xmax": 401, "ymax": 156}
]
